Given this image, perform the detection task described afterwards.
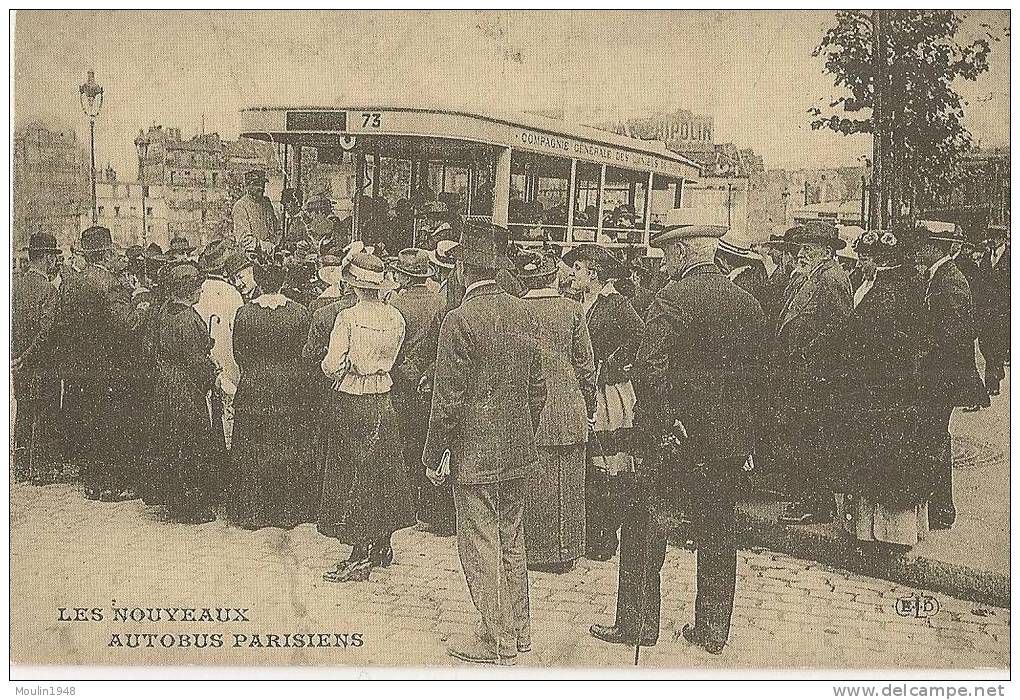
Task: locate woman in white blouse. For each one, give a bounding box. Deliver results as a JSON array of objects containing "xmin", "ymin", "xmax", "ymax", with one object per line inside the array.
[{"xmin": 318, "ymin": 252, "xmax": 415, "ymax": 583}]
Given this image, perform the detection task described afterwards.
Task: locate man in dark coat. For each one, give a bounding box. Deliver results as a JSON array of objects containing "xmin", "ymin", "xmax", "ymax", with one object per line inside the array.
[
  {"xmin": 770, "ymin": 222, "xmax": 852, "ymax": 524},
  {"xmin": 918, "ymin": 227, "xmax": 989, "ymax": 530},
  {"xmin": 590, "ymin": 223, "xmax": 766, "ymax": 655},
  {"xmin": 423, "ymin": 222, "xmax": 546, "ymax": 666},
  {"xmin": 977, "ymin": 225, "xmax": 1009, "ymax": 396},
  {"xmin": 388, "ymin": 248, "xmax": 447, "ymax": 533},
  {"xmin": 11, "ymin": 233, "xmax": 62, "ymax": 482},
  {"xmin": 52, "ymin": 226, "xmax": 144, "ymax": 501}
]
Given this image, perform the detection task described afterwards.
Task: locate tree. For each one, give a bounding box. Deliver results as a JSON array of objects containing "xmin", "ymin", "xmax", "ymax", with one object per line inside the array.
[{"xmin": 810, "ymin": 10, "xmax": 1002, "ymax": 224}]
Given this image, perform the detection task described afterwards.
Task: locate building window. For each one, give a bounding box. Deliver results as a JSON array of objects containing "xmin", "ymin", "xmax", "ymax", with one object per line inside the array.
[
  {"xmin": 146, "ymin": 207, "xmax": 153, "ymax": 216},
  {"xmin": 114, "ymin": 206, "xmax": 120, "ymax": 217},
  {"xmin": 98, "ymin": 206, "xmax": 104, "ymax": 215}
]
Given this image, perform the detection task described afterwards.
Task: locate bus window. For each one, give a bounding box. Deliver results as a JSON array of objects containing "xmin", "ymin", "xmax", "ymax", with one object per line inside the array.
[
  {"xmin": 600, "ymin": 166, "xmax": 648, "ymax": 244},
  {"xmin": 571, "ymin": 161, "xmax": 601, "ymax": 243},
  {"xmin": 469, "ymin": 154, "xmax": 495, "ymax": 219},
  {"xmin": 508, "ymin": 151, "xmax": 570, "ymax": 242}
]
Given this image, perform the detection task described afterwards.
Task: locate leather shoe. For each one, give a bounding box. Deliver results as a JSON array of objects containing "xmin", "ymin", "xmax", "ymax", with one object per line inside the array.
[
  {"xmin": 589, "ymin": 624, "xmax": 657, "ymax": 646},
  {"xmin": 680, "ymin": 624, "xmax": 724, "ymax": 655},
  {"xmin": 447, "ymin": 636, "xmax": 516, "ymax": 666}
]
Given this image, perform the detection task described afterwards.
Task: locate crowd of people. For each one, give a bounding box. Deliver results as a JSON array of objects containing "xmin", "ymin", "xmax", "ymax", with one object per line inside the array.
[{"xmin": 11, "ymin": 171, "xmax": 1010, "ymax": 664}]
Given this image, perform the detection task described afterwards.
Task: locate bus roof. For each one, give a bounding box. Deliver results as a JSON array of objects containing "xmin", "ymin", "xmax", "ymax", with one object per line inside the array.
[{"xmin": 240, "ymin": 105, "xmax": 701, "ymax": 180}]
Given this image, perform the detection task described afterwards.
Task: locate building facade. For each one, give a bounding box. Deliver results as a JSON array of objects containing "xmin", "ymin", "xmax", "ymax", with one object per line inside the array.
[
  {"xmin": 13, "ymin": 122, "xmax": 89, "ymax": 261},
  {"xmin": 81, "ymin": 165, "xmax": 171, "ymax": 250}
]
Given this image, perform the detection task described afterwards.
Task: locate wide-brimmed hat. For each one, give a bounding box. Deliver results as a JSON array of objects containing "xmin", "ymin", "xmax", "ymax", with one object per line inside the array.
[
  {"xmin": 342, "ymin": 252, "xmax": 393, "ymax": 290},
  {"xmin": 23, "ymin": 232, "xmax": 61, "ymax": 255},
  {"xmin": 855, "ymin": 228, "xmax": 923, "ymax": 264},
  {"xmin": 917, "ymin": 220, "xmax": 964, "ymax": 245},
  {"xmin": 198, "ymin": 239, "xmax": 235, "ymax": 273},
  {"xmin": 243, "ymin": 169, "xmax": 268, "ymax": 186},
  {"xmin": 451, "ymin": 221, "xmax": 513, "ymax": 270},
  {"xmin": 561, "ymin": 243, "xmax": 629, "ymax": 279},
  {"xmin": 144, "ymin": 242, "xmax": 166, "ymax": 259},
  {"xmin": 168, "ymin": 236, "xmax": 195, "ymax": 255},
  {"xmin": 515, "ymin": 249, "xmax": 559, "ymax": 280},
  {"xmin": 223, "ymin": 250, "xmax": 254, "ymax": 278},
  {"xmin": 393, "ymin": 248, "xmax": 436, "ymax": 278},
  {"xmin": 783, "ymin": 222, "xmax": 846, "ymax": 251},
  {"xmin": 717, "ymin": 231, "xmax": 762, "ymax": 260},
  {"xmin": 304, "ymin": 193, "xmax": 333, "ymax": 214},
  {"xmin": 429, "ymin": 239, "xmax": 459, "ymax": 270}
]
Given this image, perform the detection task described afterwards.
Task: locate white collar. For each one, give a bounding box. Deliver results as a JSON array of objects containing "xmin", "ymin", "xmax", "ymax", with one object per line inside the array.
[
  {"xmin": 928, "ymin": 254, "xmax": 953, "ymax": 279},
  {"xmin": 728, "ymin": 265, "xmax": 751, "ymax": 281},
  {"xmin": 464, "ymin": 279, "xmax": 497, "ymax": 296},
  {"xmin": 252, "ymin": 293, "xmax": 289, "ymax": 310},
  {"xmin": 598, "ymin": 280, "xmax": 617, "ymax": 297},
  {"xmin": 523, "ymin": 287, "xmax": 560, "ymax": 299}
]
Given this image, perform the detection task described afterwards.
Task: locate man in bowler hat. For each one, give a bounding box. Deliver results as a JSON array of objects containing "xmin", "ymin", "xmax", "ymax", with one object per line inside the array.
[
  {"xmin": 52, "ymin": 226, "xmax": 144, "ymax": 501},
  {"xmin": 12, "ymin": 233, "xmax": 62, "ymax": 482},
  {"xmin": 590, "ymin": 222, "xmax": 766, "ymax": 655},
  {"xmin": 423, "ymin": 221, "xmax": 547, "ymax": 665}
]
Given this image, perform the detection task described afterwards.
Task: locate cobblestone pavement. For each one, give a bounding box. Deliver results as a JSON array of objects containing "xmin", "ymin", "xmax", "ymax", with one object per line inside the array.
[{"xmin": 10, "ymin": 483, "xmax": 1009, "ymax": 671}]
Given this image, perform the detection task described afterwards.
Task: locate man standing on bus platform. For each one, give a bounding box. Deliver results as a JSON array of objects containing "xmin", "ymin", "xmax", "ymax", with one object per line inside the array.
[{"xmin": 233, "ymin": 169, "xmax": 280, "ymax": 257}]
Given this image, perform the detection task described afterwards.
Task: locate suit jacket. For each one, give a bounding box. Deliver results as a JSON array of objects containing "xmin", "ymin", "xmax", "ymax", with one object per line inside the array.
[
  {"xmin": 774, "ymin": 258, "xmax": 851, "ymax": 408},
  {"xmin": 12, "ymin": 269, "xmax": 58, "ymax": 377},
  {"xmin": 977, "ymin": 244, "xmax": 1010, "ymax": 357},
  {"xmin": 521, "ymin": 289, "xmax": 595, "ymax": 446},
  {"xmin": 586, "ymin": 286, "xmax": 644, "ymax": 386},
  {"xmin": 922, "ymin": 259, "xmax": 987, "ymax": 407},
  {"xmin": 423, "ymin": 282, "xmax": 547, "ymax": 485},
  {"xmin": 730, "ymin": 262, "xmax": 768, "ymax": 309},
  {"xmin": 390, "ymin": 283, "xmax": 444, "ymax": 390},
  {"xmin": 52, "ymin": 264, "xmax": 141, "ymax": 387},
  {"xmin": 232, "ymin": 194, "xmax": 280, "ymax": 253},
  {"xmin": 634, "ymin": 263, "xmax": 767, "ymax": 465}
]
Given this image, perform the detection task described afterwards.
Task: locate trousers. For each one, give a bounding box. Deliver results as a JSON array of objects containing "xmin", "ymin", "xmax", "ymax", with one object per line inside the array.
[
  {"xmin": 925, "ymin": 403, "xmax": 956, "ymax": 528},
  {"xmin": 614, "ymin": 460, "xmax": 739, "ymax": 646},
  {"xmin": 453, "ymin": 478, "xmax": 530, "ymax": 655}
]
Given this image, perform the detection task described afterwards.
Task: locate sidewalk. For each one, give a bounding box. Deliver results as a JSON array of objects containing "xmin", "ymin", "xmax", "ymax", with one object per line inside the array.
[{"xmin": 735, "ymin": 366, "xmax": 1010, "ymax": 608}]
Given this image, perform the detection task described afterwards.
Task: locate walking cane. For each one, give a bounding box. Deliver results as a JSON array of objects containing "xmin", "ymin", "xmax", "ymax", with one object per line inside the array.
[{"xmin": 206, "ymin": 314, "xmax": 221, "ymax": 429}]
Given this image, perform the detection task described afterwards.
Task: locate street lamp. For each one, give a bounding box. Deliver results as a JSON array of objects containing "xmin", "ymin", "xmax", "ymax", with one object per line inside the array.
[
  {"xmin": 79, "ymin": 70, "xmax": 104, "ymax": 224},
  {"xmin": 134, "ymin": 130, "xmax": 151, "ymax": 245}
]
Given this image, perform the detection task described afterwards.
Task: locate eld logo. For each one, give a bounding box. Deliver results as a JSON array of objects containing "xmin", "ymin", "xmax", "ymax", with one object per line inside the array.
[{"xmin": 895, "ymin": 594, "xmax": 940, "ymax": 618}]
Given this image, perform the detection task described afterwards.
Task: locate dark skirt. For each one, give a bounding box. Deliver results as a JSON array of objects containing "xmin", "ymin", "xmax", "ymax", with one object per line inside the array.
[
  {"xmin": 316, "ymin": 390, "xmax": 416, "ymax": 545},
  {"xmin": 227, "ymin": 409, "xmax": 320, "ymax": 530},
  {"xmin": 523, "ymin": 444, "xmax": 586, "ymax": 564}
]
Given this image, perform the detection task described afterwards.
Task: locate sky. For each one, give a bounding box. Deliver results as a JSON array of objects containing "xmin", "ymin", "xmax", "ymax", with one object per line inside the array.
[{"xmin": 13, "ymin": 10, "xmax": 1011, "ymax": 178}]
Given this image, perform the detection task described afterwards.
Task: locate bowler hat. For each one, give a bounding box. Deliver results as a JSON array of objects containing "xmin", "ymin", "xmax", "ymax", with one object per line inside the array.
[
  {"xmin": 393, "ymin": 248, "xmax": 436, "ymax": 278},
  {"xmin": 304, "ymin": 193, "xmax": 333, "ymax": 214},
  {"xmin": 79, "ymin": 226, "xmax": 119, "ymax": 253},
  {"xmin": 783, "ymin": 222, "xmax": 846, "ymax": 251},
  {"xmin": 23, "ymin": 232, "xmax": 61, "ymax": 255},
  {"xmin": 451, "ymin": 221, "xmax": 513, "ymax": 270},
  {"xmin": 198, "ymin": 239, "xmax": 235, "ymax": 273},
  {"xmin": 144, "ymin": 242, "xmax": 166, "ymax": 259}
]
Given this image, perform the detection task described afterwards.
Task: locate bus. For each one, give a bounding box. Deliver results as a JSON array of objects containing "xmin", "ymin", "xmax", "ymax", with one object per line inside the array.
[{"xmin": 240, "ymin": 106, "xmax": 701, "ymax": 251}]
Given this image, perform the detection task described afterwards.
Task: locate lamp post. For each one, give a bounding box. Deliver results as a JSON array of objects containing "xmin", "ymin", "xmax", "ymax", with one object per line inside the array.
[
  {"xmin": 134, "ymin": 130, "xmax": 150, "ymax": 246},
  {"xmin": 79, "ymin": 71, "xmax": 104, "ymax": 224}
]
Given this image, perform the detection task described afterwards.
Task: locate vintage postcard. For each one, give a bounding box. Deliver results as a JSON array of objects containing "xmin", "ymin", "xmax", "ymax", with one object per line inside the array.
[{"xmin": 8, "ymin": 8, "xmax": 1011, "ymax": 684}]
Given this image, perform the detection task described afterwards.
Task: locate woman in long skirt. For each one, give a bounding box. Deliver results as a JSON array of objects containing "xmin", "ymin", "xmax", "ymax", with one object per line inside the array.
[
  {"xmin": 227, "ymin": 265, "xmax": 319, "ymax": 530},
  {"xmin": 517, "ymin": 250, "xmax": 596, "ymax": 573},
  {"xmin": 832, "ymin": 228, "xmax": 935, "ymax": 553},
  {"xmin": 318, "ymin": 252, "xmax": 415, "ymax": 583}
]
